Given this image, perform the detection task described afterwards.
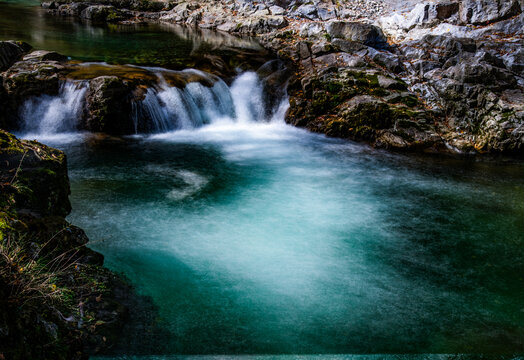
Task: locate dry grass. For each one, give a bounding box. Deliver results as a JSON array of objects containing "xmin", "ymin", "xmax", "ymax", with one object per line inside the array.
[{"xmin": 0, "ymin": 232, "xmax": 79, "ymax": 308}]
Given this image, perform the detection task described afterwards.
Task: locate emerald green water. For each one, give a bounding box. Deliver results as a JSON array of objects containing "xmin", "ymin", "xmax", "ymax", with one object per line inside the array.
[{"xmin": 47, "ymin": 123, "xmax": 523, "ymax": 356}]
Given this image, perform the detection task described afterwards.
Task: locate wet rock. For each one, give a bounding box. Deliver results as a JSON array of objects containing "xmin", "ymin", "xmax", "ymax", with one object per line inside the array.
[
  {"xmin": 85, "ymin": 76, "xmax": 135, "ymax": 134},
  {"xmin": 80, "ymin": 5, "xmax": 126, "ymax": 22},
  {"xmin": 2, "ymin": 59, "xmax": 64, "ymax": 117},
  {"xmin": 23, "ymin": 50, "xmax": 68, "ymax": 62}
]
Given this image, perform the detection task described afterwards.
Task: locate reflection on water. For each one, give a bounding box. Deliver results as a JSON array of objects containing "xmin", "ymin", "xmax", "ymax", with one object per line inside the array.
[{"xmin": 0, "ymin": 0, "xmax": 267, "ymax": 72}]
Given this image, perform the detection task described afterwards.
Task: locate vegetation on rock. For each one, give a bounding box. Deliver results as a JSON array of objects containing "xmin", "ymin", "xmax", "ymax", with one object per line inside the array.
[{"xmin": 0, "ymin": 130, "xmax": 131, "ymax": 360}]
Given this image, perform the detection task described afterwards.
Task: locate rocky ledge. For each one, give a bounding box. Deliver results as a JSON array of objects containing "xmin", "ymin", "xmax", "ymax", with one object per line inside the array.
[
  {"xmin": 0, "ymin": 130, "xmax": 142, "ymax": 359},
  {"xmin": 8, "ymin": 0, "xmax": 524, "ymax": 154}
]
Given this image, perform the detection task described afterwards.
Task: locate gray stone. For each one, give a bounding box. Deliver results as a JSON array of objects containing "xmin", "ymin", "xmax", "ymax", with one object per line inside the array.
[
  {"xmin": 269, "ymin": 5, "xmax": 285, "ymax": 16},
  {"xmin": 317, "ymin": 7, "xmax": 337, "ymax": 21},
  {"xmin": 296, "ymin": 4, "xmax": 317, "ymax": 20},
  {"xmin": 325, "ymin": 21, "xmax": 388, "ymax": 49},
  {"xmin": 459, "ymin": 0, "xmax": 521, "ymax": 25}
]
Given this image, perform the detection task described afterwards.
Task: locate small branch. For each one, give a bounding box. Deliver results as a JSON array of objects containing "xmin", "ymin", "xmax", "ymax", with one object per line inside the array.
[{"xmin": 9, "ymin": 150, "xmax": 28, "ymax": 185}]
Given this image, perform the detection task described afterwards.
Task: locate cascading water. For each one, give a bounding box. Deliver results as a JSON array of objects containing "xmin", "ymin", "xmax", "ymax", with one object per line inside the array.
[
  {"xmin": 20, "ymin": 81, "xmax": 87, "ymax": 135},
  {"xmin": 20, "ymin": 68, "xmax": 285, "ymax": 137},
  {"xmin": 132, "ymin": 70, "xmax": 274, "ymax": 132}
]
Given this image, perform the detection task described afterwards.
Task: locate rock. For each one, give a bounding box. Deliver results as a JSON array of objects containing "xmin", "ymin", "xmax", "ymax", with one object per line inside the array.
[
  {"xmin": 0, "ymin": 130, "xmax": 71, "ymax": 217},
  {"xmin": 80, "ymin": 5, "xmax": 125, "ymax": 23},
  {"xmin": 436, "ymin": 2, "xmax": 460, "ymax": 20},
  {"xmin": 52, "ymin": 2, "xmax": 88, "ymax": 16},
  {"xmin": 448, "ymin": 62, "xmax": 517, "ymax": 89},
  {"xmin": 459, "ymin": 0, "xmax": 522, "ymax": 25},
  {"xmin": 299, "ymin": 22, "xmax": 325, "ymax": 38},
  {"xmin": 235, "ymin": 16, "xmax": 288, "ymax": 34},
  {"xmin": 85, "ymin": 76, "xmax": 134, "ymax": 134},
  {"xmin": 376, "ymin": 131, "xmax": 409, "ymax": 149},
  {"xmin": 317, "ymin": 7, "xmax": 337, "ymax": 21},
  {"xmin": 185, "ymin": 11, "xmax": 202, "ymax": 27},
  {"xmin": 269, "ymin": 5, "xmax": 285, "ymax": 15},
  {"xmin": 331, "ymin": 39, "xmax": 367, "ymax": 53},
  {"xmin": 295, "ymin": 4, "xmax": 318, "ymax": 20},
  {"xmin": 325, "ymin": 21, "xmax": 388, "ymax": 49},
  {"xmin": 0, "ymin": 41, "xmax": 30, "ymax": 71},
  {"xmin": 377, "ymin": 75, "xmax": 406, "ymax": 90},
  {"xmin": 23, "ymin": 50, "xmax": 68, "ymax": 62},
  {"xmin": 2, "ymin": 59, "xmax": 63, "ymax": 114},
  {"xmin": 502, "ymin": 48, "xmax": 524, "ymax": 74},
  {"xmin": 0, "ymin": 130, "xmax": 137, "ymax": 359}
]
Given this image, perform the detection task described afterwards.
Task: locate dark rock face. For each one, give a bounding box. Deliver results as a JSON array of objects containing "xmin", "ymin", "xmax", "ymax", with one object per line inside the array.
[
  {"xmin": 0, "ymin": 130, "xmax": 135, "ymax": 360},
  {"xmin": 1, "ymin": 53, "xmax": 65, "ymax": 129},
  {"xmin": 0, "ymin": 131, "xmax": 71, "ymax": 217},
  {"xmin": 0, "ymin": 41, "xmax": 30, "ymax": 71},
  {"xmin": 84, "ymin": 76, "xmax": 134, "ymax": 134}
]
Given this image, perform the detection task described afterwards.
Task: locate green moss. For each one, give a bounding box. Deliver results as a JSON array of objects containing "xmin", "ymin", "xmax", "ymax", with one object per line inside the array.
[
  {"xmin": 275, "ymin": 30, "xmax": 295, "ymax": 39},
  {"xmin": 398, "ymin": 95, "xmax": 419, "ymax": 107},
  {"xmin": 0, "ymin": 130, "xmax": 25, "ymax": 154}
]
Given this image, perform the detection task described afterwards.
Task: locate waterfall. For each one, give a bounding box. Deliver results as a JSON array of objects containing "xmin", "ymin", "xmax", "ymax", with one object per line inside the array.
[
  {"xmin": 18, "ymin": 68, "xmax": 287, "ymax": 136},
  {"xmin": 133, "ymin": 71, "xmax": 268, "ymax": 132},
  {"xmin": 20, "ymin": 81, "xmax": 87, "ymax": 135}
]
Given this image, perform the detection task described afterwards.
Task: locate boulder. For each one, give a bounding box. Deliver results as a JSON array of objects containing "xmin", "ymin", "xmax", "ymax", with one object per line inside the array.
[
  {"xmin": 0, "ymin": 130, "xmax": 71, "ymax": 217},
  {"xmin": 459, "ymin": 0, "xmax": 522, "ymax": 25},
  {"xmin": 448, "ymin": 62, "xmax": 517, "ymax": 89},
  {"xmin": 295, "ymin": 4, "xmax": 318, "ymax": 20},
  {"xmin": 85, "ymin": 76, "xmax": 134, "ymax": 134},
  {"xmin": 0, "ymin": 41, "xmax": 31, "ymax": 71},
  {"xmin": 2, "ymin": 60, "xmax": 63, "ymax": 112},
  {"xmin": 325, "ymin": 21, "xmax": 389, "ymax": 49},
  {"xmin": 80, "ymin": 5, "xmax": 125, "ymax": 22}
]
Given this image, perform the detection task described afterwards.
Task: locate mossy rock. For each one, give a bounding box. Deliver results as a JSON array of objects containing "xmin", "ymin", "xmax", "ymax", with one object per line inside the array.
[{"xmin": 0, "ymin": 130, "xmax": 71, "ymax": 217}]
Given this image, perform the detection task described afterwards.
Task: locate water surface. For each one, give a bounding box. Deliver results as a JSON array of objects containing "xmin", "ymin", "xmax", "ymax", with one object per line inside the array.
[
  {"xmin": 43, "ymin": 122, "xmax": 524, "ymax": 356},
  {"xmin": 0, "ymin": 0, "xmax": 267, "ymax": 72}
]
